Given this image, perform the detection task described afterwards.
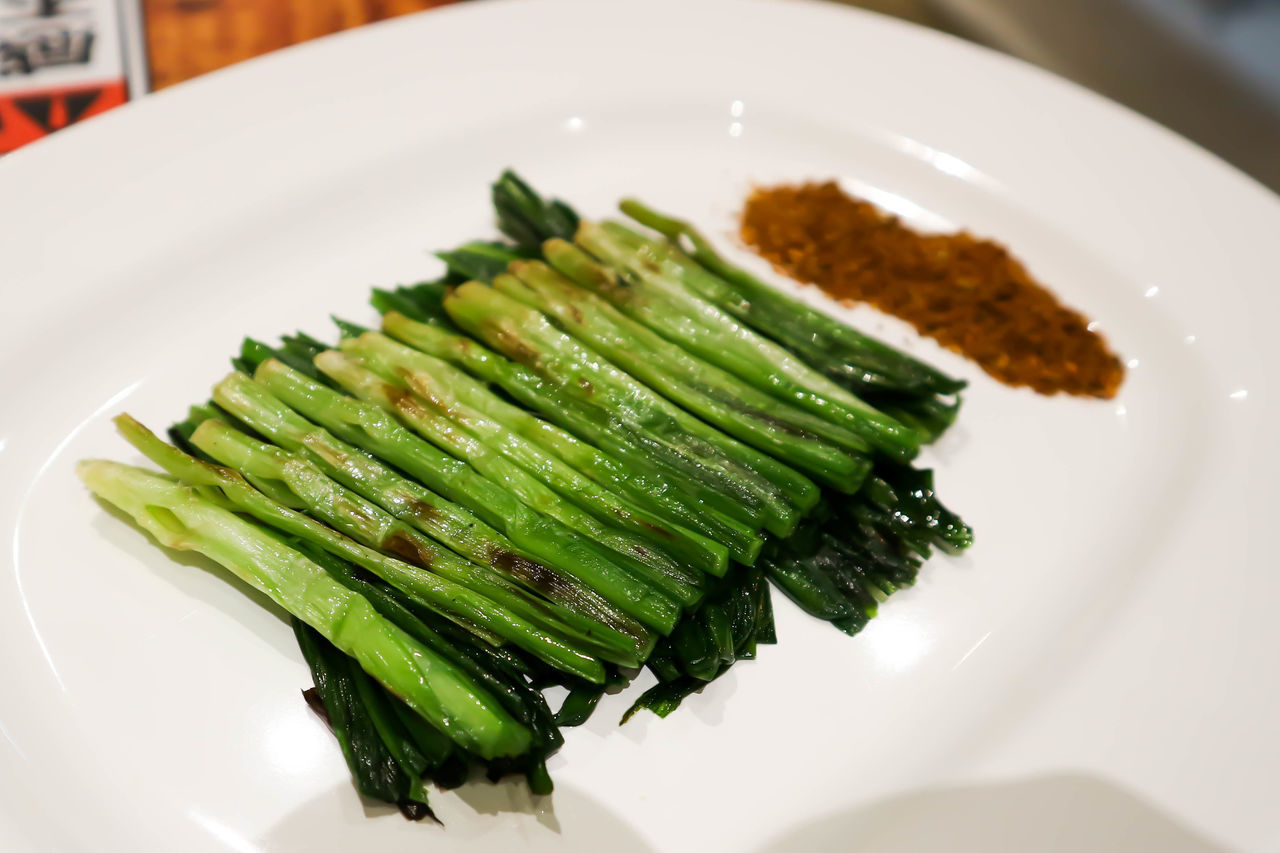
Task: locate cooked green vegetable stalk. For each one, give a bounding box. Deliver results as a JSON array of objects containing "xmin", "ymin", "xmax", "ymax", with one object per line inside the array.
[
  {"xmin": 306, "ymin": 541, "xmax": 563, "ymax": 753},
  {"xmin": 338, "ymin": 330, "xmax": 726, "ymax": 578},
  {"xmin": 189, "ymin": 415, "xmax": 628, "ymax": 644},
  {"xmin": 396, "ymin": 287, "xmax": 785, "ymax": 530},
  {"xmin": 247, "ymin": 356, "xmax": 657, "ymax": 659},
  {"xmin": 334, "ymin": 335, "xmax": 713, "ymax": 600},
  {"xmin": 300, "ymin": 540, "xmax": 562, "ymax": 796},
  {"xmin": 605, "ymin": 215, "xmax": 967, "ymax": 440},
  {"xmin": 615, "ymin": 203, "xmax": 964, "ymax": 396},
  {"xmin": 618, "ymin": 566, "xmax": 775, "ymax": 722},
  {"xmin": 313, "ymin": 349, "xmax": 683, "ymax": 633},
  {"xmin": 214, "ymin": 370, "xmax": 549, "ymax": 570},
  {"xmin": 550, "ymin": 227, "xmax": 922, "ymax": 462},
  {"xmin": 206, "ymin": 371, "xmax": 640, "ymax": 667},
  {"xmin": 115, "ymin": 414, "xmax": 609, "ymax": 682},
  {"xmin": 494, "ymin": 258, "xmax": 874, "ymax": 490},
  {"xmin": 487, "ymin": 174, "xmax": 927, "ymax": 458},
  {"xmin": 442, "ymin": 281, "xmax": 812, "ymax": 535},
  {"xmin": 761, "ymin": 464, "xmax": 972, "ymax": 636},
  {"xmin": 77, "ymin": 459, "xmax": 532, "ymax": 758},
  {"xmin": 344, "ymin": 328, "xmax": 736, "ymax": 574},
  {"xmin": 376, "ymin": 310, "xmax": 765, "ymax": 562},
  {"xmin": 294, "ymin": 619, "xmax": 436, "ymax": 820},
  {"xmin": 390, "ymin": 284, "xmax": 784, "ymax": 531}
]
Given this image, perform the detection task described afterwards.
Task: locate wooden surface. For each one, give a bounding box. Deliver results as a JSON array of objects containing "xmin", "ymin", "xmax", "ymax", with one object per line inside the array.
[
  {"xmin": 143, "ymin": 0, "xmax": 460, "ymax": 90},
  {"xmin": 139, "ymin": 1, "xmax": 947, "ymax": 92}
]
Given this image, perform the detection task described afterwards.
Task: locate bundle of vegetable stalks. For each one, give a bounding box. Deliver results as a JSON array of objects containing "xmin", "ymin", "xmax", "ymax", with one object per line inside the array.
[{"xmin": 78, "ymin": 172, "xmax": 971, "ymax": 821}]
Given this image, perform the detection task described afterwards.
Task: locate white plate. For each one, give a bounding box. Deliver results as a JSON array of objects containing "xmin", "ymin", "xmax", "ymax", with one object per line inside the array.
[{"xmin": 1, "ymin": 0, "xmax": 1275, "ymax": 850}]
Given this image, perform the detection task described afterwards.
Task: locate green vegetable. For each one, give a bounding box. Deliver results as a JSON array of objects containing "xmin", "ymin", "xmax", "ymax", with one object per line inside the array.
[
  {"xmin": 621, "ymin": 674, "xmax": 723, "ymax": 724},
  {"xmin": 77, "ymin": 459, "xmax": 532, "ymax": 758},
  {"xmin": 553, "ymin": 683, "xmax": 607, "ymax": 727},
  {"xmin": 348, "ymin": 658, "xmax": 433, "ymax": 780},
  {"xmin": 560, "ymin": 223, "xmax": 923, "ymax": 461},
  {"xmin": 495, "ymin": 258, "xmax": 873, "ymax": 490},
  {"xmin": 189, "ymin": 416, "xmax": 616, "ymax": 680},
  {"xmin": 347, "ymin": 328, "xmax": 734, "ymax": 575},
  {"xmin": 379, "ymin": 310, "xmax": 765, "ymax": 563},
  {"xmin": 294, "ymin": 619, "xmax": 434, "ymax": 820},
  {"xmin": 492, "ymin": 169, "xmax": 579, "ymax": 246},
  {"xmin": 297, "ymin": 540, "xmax": 563, "ymax": 754},
  {"xmin": 609, "ymin": 211, "xmax": 966, "ymax": 440},
  {"xmin": 116, "ymin": 414, "xmax": 609, "ymax": 682},
  {"xmin": 82, "ymin": 171, "xmax": 976, "ymax": 808},
  {"xmin": 616, "ymin": 201, "xmax": 965, "ymax": 397},
  {"xmin": 387, "ymin": 288, "xmax": 776, "ymax": 532},
  {"xmin": 249, "ymin": 357, "xmax": 657, "ymax": 660},
  {"xmin": 443, "ymin": 281, "xmax": 810, "ymax": 535},
  {"xmin": 205, "ymin": 372, "xmax": 637, "ymax": 668},
  {"xmin": 489, "ymin": 173, "xmax": 930, "ymax": 457},
  {"xmin": 337, "ymin": 331, "xmax": 717, "ymax": 596},
  {"xmin": 758, "ymin": 462, "xmax": 972, "ymax": 637},
  {"xmin": 314, "ymin": 348, "xmax": 683, "ymax": 634},
  {"xmin": 437, "ymin": 240, "xmax": 534, "ymax": 283}
]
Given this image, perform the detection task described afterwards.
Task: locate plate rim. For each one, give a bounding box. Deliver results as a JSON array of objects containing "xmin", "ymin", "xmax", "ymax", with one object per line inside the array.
[{"xmin": 0, "ymin": 1, "xmax": 1276, "ymax": 850}]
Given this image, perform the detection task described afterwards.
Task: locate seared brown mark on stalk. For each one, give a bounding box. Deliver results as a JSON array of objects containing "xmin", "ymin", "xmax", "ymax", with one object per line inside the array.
[
  {"xmin": 397, "ymin": 368, "xmax": 458, "ymax": 418},
  {"xmin": 636, "ymin": 252, "xmax": 662, "ymax": 275},
  {"xmin": 302, "ymin": 434, "xmax": 353, "ymax": 468},
  {"xmin": 382, "ymin": 531, "xmax": 435, "ymax": 567},
  {"xmin": 406, "ymin": 499, "xmax": 441, "ymax": 526},
  {"xmin": 488, "ymin": 548, "xmax": 573, "ymax": 600},
  {"xmin": 385, "ymin": 384, "xmax": 438, "ymax": 425},
  {"xmin": 637, "ymin": 519, "xmax": 677, "ymax": 541},
  {"xmin": 491, "ymin": 328, "xmax": 541, "ymax": 368}
]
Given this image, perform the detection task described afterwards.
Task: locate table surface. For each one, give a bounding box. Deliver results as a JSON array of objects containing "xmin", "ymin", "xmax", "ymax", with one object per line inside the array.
[
  {"xmin": 139, "ymin": 0, "xmax": 944, "ymax": 91},
  {"xmin": 142, "ymin": 0, "xmax": 459, "ymax": 90}
]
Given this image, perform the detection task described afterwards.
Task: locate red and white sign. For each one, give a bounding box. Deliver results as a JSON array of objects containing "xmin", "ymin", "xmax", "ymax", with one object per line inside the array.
[{"xmin": 0, "ymin": 0, "xmax": 146, "ymax": 153}]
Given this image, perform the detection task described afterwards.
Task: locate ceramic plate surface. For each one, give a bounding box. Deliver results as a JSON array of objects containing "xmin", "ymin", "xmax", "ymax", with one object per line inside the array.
[{"xmin": 0, "ymin": 0, "xmax": 1275, "ymax": 850}]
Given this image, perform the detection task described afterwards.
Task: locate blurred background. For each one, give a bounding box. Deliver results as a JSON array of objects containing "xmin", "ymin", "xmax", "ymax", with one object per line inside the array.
[{"xmin": 2, "ymin": 0, "xmax": 1278, "ymax": 191}]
